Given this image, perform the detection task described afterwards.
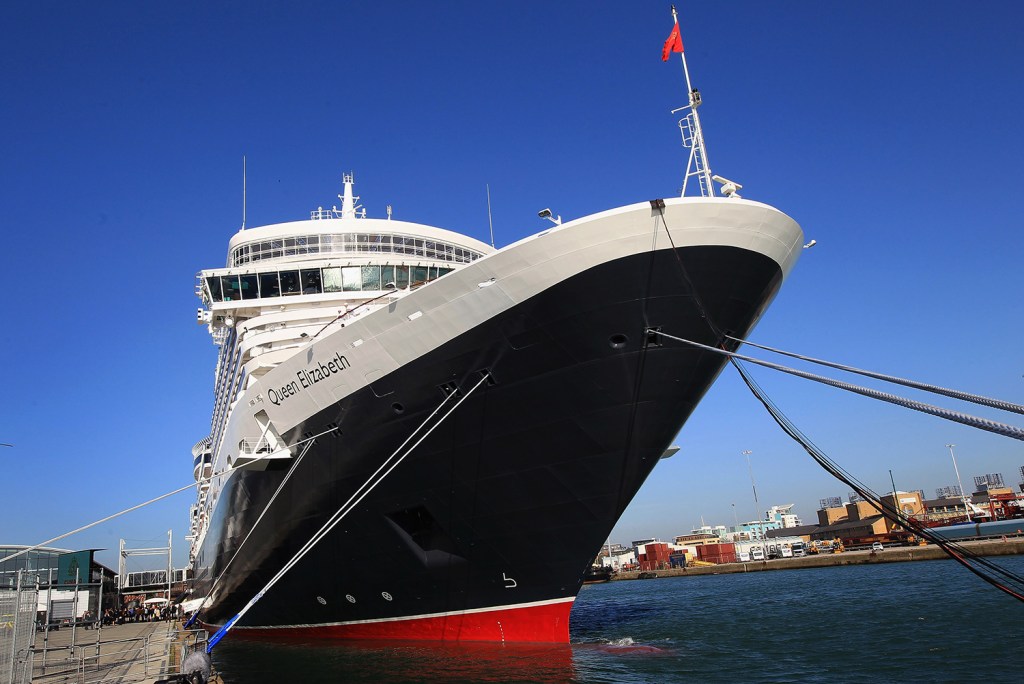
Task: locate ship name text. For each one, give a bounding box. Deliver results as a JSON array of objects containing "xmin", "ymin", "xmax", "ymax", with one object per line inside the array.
[{"xmin": 267, "ymin": 351, "xmax": 351, "ymax": 406}]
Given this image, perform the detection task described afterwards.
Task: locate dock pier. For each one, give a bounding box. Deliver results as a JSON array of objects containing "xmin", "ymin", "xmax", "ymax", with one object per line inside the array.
[
  {"xmin": 611, "ymin": 538, "xmax": 1024, "ymax": 581},
  {"xmin": 20, "ymin": 619, "xmax": 195, "ymax": 684}
]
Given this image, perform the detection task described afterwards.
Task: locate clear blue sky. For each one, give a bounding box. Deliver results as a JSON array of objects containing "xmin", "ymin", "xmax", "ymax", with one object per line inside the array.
[{"xmin": 2, "ymin": 2, "xmax": 1022, "ymax": 570}]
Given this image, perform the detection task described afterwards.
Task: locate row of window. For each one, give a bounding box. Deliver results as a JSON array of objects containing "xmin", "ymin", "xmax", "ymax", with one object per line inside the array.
[
  {"xmin": 122, "ymin": 569, "xmax": 191, "ymax": 587},
  {"xmin": 230, "ymin": 233, "xmax": 484, "ymax": 267},
  {"xmin": 206, "ymin": 264, "xmax": 454, "ymax": 302}
]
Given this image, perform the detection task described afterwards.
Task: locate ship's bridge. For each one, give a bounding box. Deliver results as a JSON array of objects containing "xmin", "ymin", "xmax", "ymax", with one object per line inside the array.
[
  {"xmin": 199, "ymin": 260, "xmax": 457, "ymax": 307},
  {"xmin": 197, "ymin": 216, "xmax": 493, "ymax": 310}
]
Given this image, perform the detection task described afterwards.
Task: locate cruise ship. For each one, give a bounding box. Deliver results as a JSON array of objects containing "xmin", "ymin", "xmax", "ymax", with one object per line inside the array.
[{"xmin": 186, "ymin": 34, "xmax": 803, "ymax": 642}]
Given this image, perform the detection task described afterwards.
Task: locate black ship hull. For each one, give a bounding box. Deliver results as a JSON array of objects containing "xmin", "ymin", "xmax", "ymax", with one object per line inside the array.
[{"xmin": 192, "ymin": 242, "xmax": 784, "ymax": 642}]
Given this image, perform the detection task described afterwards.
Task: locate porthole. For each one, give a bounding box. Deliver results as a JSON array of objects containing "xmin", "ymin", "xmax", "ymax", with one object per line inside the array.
[
  {"xmin": 392, "ymin": 402, "xmax": 405, "ymax": 415},
  {"xmin": 316, "ymin": 596, "xmax": 327, "ymax": 605},
  {"xmin": 382, "ymin": 592, "xmax": 393, "ymax": 601},
  {"xmin": 346, "ymin": 594, "xmax": 356, "ymax": 603},
  {"xmin": 608, "ymin": 334, "xmax": 628, "ymax": 350}
]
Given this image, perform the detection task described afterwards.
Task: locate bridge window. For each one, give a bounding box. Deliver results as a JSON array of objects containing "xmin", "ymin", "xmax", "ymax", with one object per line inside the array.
[
  {"xmin": 240, "ymin": 274, "xmax": 259, "ymax": 300},
  {"xmin": 221, "ymin": 275, "xmax": 241, "ymax": 301},
  {"xmin": 279, "ymin": 270, "xmax": 300, "ymax": 295},
  {"xmin": 259, "ymin": 272, "xmax": 280, "ymax": 298},
  {"xmin": 342, "ymin": 266, "xmax": 361, "ymax": 291},
  {"xmin": 322, "ymin": 267, "xmax": 343, "ymax": 293},
  {"xmin": 361, "ymin": 265, "xmax": 381, "ymax": 290},
  {"xmin": 206, "ymin": 263, "xmax": 456, "ymax": 302},
  {"xmin": 206, "ymin": 277, "xmax": 222, "ymax": 301},
  {"xmin": 300, "ymin": 268, "xmax": 322, "ymax": 294}
]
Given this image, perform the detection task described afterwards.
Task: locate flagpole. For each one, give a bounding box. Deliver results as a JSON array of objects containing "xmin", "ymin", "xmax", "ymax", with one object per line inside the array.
[
  {"xmin": 668, "ymin": 4, "xmax": 713, "ymax": 197},
  {"xmin": 672, "ymin": 5, "xmax": 695, "ymax": 97}
]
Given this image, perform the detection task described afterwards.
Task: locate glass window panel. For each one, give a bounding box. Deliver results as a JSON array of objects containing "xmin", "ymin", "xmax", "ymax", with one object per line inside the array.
[
  {"xmin": 412, "ymin": 266, "xmax": 428, "ymax": 285},
  {"xmin": 396, "ymin": 266, "xmax": 409, "ymax": 289},
  {"xmin": 361, "ymin": 265, "xmax": 381, "ymax": 290},
  {"xmin": 270, "ymin": 239, "xmax": 283, "ymax": 259},
  {"xmin": 284, "ymin": 238, "xmax": 296, "ymax": 256},
  {"xmin": 259, "ymin": 272, "xmax": 280, "ymax": 298},
  {"xmin": 381, "ymin": 265, "xmax": 395, "ymax": 288},
  {"xmin": 206, "ymin": 277, "xmax": 222, "ymax": 302},
  {"xmin": 279, "ymin": 270, "xmax": 300, "ymax": 295},
  {"xmin": 220, "ymin": 276, "xmax": 241, "ymax": 301},
  {"xmin": 239, "ymin": 274, "xmax": 259, "ymax": 300},
  {"xmin": 342, "ymin": 266, "xmax": 362, "ymax": 291},
  {"xmin": 322, "ymin": 267, "xmax": 343, "ymax": 292},
  {"xmin": 300, "ymin": 268, "xmax": 322, "ymax": 294}
]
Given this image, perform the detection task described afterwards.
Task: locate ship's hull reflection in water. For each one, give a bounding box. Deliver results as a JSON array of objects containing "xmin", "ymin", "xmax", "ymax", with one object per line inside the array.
[{"xmin": 211, "ymin": 638, "xmax": 576, "ymax": 683}]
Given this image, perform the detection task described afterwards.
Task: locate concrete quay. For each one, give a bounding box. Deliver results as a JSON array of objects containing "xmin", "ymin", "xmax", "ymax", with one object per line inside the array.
[
  {"xmin": 611, "ymin": 538, "xmax": 1024, "ymax": 580},
  {"xmin": 27, "ymin": 619, "xmax": 188, "ymax": 684}
]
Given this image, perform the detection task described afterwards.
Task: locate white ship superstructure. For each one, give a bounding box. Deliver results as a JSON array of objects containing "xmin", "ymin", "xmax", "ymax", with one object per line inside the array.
[{"xmin": 187, "ymin": 174, "xmax": 492, "ymax": 557}]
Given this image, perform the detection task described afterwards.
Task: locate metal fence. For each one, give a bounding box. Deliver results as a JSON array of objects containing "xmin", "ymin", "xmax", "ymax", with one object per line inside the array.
[
  {"xmin": 2, "ymin": 568, "xmax": 208, "ymax": 684},
  {"xmin": 0, "ymin": 572, "xmax": 38, "ymax": 684}
]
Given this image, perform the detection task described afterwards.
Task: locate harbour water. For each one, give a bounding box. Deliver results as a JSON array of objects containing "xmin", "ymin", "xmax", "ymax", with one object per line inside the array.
[{"xmin": 210, "ymin": 556, "xmax": 1024, "ymax": 682}]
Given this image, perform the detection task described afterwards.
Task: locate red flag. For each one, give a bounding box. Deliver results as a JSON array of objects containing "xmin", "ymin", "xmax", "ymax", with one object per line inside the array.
[{"xmin": 661, "ymin": 22, "xmax": 683, "ymax": 61}]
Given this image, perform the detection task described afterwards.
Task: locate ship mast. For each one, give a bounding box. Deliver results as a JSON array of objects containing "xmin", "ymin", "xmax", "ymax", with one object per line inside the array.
[
  {"xmin": 339, "ymin": 172, "xmax": 363, "ymax": 219},
  {"xmin": 666, "ymin": 6, "xmax": 718, "ymax": 198}
]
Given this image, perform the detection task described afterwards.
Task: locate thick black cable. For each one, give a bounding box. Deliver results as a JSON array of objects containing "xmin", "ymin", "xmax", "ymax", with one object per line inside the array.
[
  {"xmin": 731, "ymin": 358, "xmax": 1024, "ymax": 601},
  {"xmin": 650, "ymin": 209, "xmax": 1024, "ymax": 600},
  {"xmin": 655, "ymin": 329, "xmax": 1024, "ymax": 442},
  {"xmin": 726, "ymin": 335, "xmax": 1024, "ymax": 416}
]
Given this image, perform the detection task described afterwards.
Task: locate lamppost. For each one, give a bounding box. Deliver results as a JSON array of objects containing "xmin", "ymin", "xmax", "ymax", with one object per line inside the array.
[
  {"xmin": 946, "ymin": 444, "xmax": 971, "ymax": 522},
  {"xmin": 743, "ymin": 450, "xmax": 763, "ymax": 544}
]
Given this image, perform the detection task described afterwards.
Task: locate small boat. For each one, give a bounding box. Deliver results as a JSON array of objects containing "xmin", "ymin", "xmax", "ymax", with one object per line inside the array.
[{"xmin": 582, "ymin": 566, "xmax": 615, "ymax": 584}]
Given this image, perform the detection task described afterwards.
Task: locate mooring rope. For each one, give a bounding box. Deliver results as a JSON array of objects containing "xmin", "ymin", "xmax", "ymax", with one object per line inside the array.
[
  {"xmin": 730, "ymin": 357, "xmax": 1024, "ymax": 602},
  {"xmin": 648, "ymin": 206, "xmax": 1024, "ymax": 602},
  {"xmin": 725, "ymin": 335, "xmax": 1024, "ymax": 416},
  {"xmin": 4, "ymin": 427, "xmax": 339, "ymax": 566},
  {"xmin": 185, "ymin": 437, "xmax": 319, "ymax": 625},
  {"xmin": 205, "ymin": 371, "xmax": 492, "ymax": 652},
  {"xmin": 652, "ymin": 329, "xmax": 1024, "ymax": 442}
]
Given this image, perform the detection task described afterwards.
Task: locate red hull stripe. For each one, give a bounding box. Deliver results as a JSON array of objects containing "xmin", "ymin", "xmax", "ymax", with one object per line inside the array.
[{"xmin": 215, "ymin": 599, "xmax": 574, "ymax": 643}]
